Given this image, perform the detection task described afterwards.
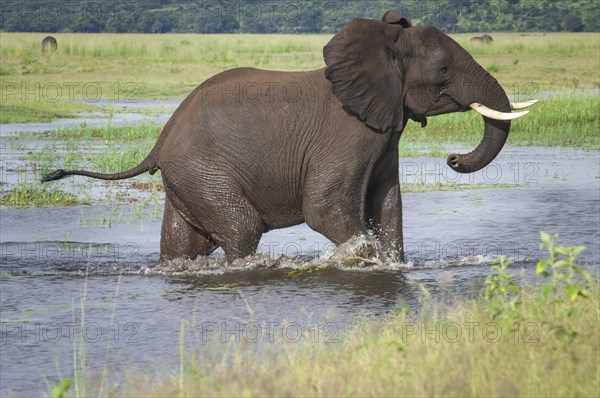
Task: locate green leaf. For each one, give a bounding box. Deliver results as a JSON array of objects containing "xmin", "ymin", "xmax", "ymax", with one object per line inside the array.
[
  {"xmin": 565, "ymin": 283, "xmax": 580, "ymax": 301},
  {"xmin": 553, "ymin": 259, "xmax": 568, "ymax": 269},
  {"xmin": 572, "ymin": 245, "xmax": 586, "ymax": 256},
  {"xmin": 554, "ymin": 246, "xmax": 569, "ymax": 255},
  {"xmin": 541, "ymin": 283, "xmax": 553, "ymax": 298},
  {"xmin": 540, "ymin": 231, "xmax": 550, "ymax": 242},
  {"xmin": 52, "ymin": 379, "xmax": 72, "ymax": 398},
  {"xmin": 575, "ymin": 268, "xmax": 593, "ymax": 282},
  {"xmin": 536, "ymin": 259, "xmax": 549, "ymax": 275}
]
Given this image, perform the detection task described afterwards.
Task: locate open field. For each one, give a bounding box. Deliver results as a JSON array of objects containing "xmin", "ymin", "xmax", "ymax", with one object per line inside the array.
[{"xmin": 1, "ymin": 32, "xmax": 599, "ymax": 104}]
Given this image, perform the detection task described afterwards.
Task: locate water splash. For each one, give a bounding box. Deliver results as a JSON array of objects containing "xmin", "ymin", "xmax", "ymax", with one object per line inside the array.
[{"xmin": 150, "ymin": 235, "xmax": 413, "ymax": 275}]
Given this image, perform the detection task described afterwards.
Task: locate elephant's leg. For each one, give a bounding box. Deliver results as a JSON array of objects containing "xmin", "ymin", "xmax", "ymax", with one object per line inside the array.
[
  {"xmin": 160, "ymin": 194, "xmax": 218, "ymax": 261},
  {"xmin": 210, "ymin": 200, "xmax": 265, "ymax": 263},
  {"xmin": 303, "ymin": 170, "xmax": 369, "ymax": 246},
  {"xmin": 366, "ymin": 177, "xmax": 405, "ymax": 262}
]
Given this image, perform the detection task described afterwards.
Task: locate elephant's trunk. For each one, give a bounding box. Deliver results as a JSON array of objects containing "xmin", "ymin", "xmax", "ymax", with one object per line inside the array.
[{"xmin": 447, "ymin": 72, "xmax": 511, "ymax": 174}]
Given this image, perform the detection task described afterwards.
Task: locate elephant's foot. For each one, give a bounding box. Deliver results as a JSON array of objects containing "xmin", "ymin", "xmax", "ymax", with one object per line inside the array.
[
  {"xmin": 216, "ymin": 216, "xmax": 265, "ymax": 264},
  {"xmin": 379, "ymin": 237, "xmax": 405, "ymax": 263}
]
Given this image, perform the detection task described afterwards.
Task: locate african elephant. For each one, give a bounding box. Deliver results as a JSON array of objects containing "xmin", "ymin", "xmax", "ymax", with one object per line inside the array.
[
  {"xmin": 470, "ymin": 34, "xmax": 494, "ymax": 44},
  {"xmin": 43, "ymin": 12, "xmax": 536, "ymax": 263},
  {"xmin": 41, "ymin": 36, "xmax": 57, "ymax": 52}
]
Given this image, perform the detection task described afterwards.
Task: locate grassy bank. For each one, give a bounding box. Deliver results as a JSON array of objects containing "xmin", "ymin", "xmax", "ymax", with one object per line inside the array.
[
  {"xmin": 0, "ymin": 101, "xmax": 99, "ymax": 124},
  {"xmin": 402, "ymin": 93, "xmax": 600, "ymax": 149},
  {"xmin": 55, "ymin": 235, "xmax": 597, "ymax": 397},
  {"xmin": 123, "ymin": 287, "xmax": 598, "ymax": 397},
  {"xmin": 1, "ymin": 32, "xmax": 598, "ymax": 103}
]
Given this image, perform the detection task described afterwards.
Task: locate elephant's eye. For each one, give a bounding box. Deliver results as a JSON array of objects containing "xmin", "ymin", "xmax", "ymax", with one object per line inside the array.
[{"xmin": 440, "ymin": 66, "xmax": 448, "ymax": 74}]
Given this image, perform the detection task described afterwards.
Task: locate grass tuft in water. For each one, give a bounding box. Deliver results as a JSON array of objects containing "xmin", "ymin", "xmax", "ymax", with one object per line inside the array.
[
  {"xmin": 51, "ymin": 122, "xmax": 162, "ymax": 142},
  {"xmin": 1, "ymin": 184, "xmax": 87, "ymax": 207}
]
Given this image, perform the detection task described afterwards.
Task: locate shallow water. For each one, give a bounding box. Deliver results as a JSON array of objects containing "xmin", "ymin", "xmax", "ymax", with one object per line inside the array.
[
  {"xmin": 1, "ymin": 136, "xmax": 599, "ymax": 395},
  {"xmin": 0, "ymin": 99, "xmax": 178, "ymax": 136}
]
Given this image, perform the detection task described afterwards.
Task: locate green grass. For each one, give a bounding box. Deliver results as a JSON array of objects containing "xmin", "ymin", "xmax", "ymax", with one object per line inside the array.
[
  {"xmin": 0, "ymin": 101, "xmax": 99, "ymax": 123},
  {"xmin": 1, "ymin": 32, "xmax": 598, "ymax": 101},
  {"xmin": 0, "ymin": 184, "xmax": 87, "ymax": 207},
  {"xmin": 74, "ymin": 143, "xmax": 154, "ymax": 173},
  {"xmin": 402, "ymin": 94, "xmax": 600, "ymax": 149},
  {"xmin": 50, "ymin": 122, "xmax": 162, "ymax": 141}
]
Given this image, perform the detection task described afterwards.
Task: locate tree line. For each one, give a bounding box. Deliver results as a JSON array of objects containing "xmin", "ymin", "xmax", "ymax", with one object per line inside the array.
[{"xmin": 1, "ymin": 0, "xmax": 597, "ymax": 33}]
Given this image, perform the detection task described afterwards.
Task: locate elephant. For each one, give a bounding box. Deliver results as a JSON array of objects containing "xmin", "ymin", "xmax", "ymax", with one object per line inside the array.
[
  {"xmin": 470, "ymin": 34, "xmax": 494, "ymax": 44},
  {"xmin": 42, "ymin": 12, "xmax": 536, "ymax": 264},
  {"xmin": 41, "ymin": 36, "xmax": 57, "ymax": 52}
]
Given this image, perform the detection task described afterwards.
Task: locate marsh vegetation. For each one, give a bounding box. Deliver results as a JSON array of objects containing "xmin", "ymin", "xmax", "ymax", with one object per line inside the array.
[{"xmin": 1, "ymin": 31, "xmax": 598, "ymax": 397}]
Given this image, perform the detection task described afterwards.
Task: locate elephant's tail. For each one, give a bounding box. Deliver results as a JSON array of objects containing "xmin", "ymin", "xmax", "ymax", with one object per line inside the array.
[{"xmin": 41, "ymin": 158, "xmax": 158, "ymax": 183}]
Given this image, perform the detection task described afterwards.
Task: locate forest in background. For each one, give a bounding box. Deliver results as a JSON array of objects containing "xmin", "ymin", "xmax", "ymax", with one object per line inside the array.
[{"xmin": 1, "ymin": 0, "xmax": 598, "ymax": 34}]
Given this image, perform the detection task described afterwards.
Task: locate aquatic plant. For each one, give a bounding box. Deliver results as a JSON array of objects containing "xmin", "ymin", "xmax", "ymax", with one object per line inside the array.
[{"xmin": 0, "ymin": 184, "xmax": 86, "ymax": 207}]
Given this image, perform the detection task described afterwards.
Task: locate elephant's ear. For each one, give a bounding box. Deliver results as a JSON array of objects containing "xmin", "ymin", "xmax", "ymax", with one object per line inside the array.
[
  {"xmin": 382, "ymin": 10, "xmax": 412, "ymax": 28},
  {"xmin": 324, "ymin": 18, "xmax": 406, "ymax": 133}
]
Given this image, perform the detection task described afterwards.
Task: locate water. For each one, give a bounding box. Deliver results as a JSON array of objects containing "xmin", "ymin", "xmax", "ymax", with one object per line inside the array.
[
  {"xmin": 1, "ymin": 116, "xmax": 599, "ymax": 395},
  {"xmin": 0, "ymin": 99, "xmax": 178, "ymax": 136}
]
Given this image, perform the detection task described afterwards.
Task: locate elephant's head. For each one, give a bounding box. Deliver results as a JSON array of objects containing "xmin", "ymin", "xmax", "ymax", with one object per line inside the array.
[{"xmin": 324, "ymin": 14, "xmax": 535, "ymax": 173}]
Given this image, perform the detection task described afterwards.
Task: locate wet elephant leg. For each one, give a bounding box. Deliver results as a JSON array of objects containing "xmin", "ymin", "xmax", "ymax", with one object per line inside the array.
[
  {"xmin": 303, "ymin": 168, "xmax": 369, "ymax": 246},
  {"xmin": 160, "ymin": 194, "xmax": 218, "ymax": 261},
  {"xmin": 210, "ymin": 199, "xmax": 266, "ymax": 263},
  {"xmin": 367, "ymin": 177, "xmax": 404, "ymax": 262}
]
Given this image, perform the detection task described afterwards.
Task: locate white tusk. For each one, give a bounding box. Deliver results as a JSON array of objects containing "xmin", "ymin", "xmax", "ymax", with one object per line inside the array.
[
  {"xmin": 469, "ymin": 103, "xmax": 528, "ymax": 120},
  {"xmin": 510, "ymin": 99, "xmax": 539, "ymax": 110}
]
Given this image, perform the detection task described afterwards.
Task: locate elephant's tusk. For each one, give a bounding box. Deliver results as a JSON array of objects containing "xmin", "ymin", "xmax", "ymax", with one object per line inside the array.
[
  {"xmin": 469, "ymin": 103, "xmax": 528, "ymax": 120},
  {"xmin": 510, "ymin": 99, "xmax": 539, "ymax": 110}
]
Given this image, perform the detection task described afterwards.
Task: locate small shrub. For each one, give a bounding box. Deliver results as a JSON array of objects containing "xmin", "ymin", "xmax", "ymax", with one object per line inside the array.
[
  {"xmin": 484, "ymin": 255, "xmax": 521, "ymax": 319},
  {"xmin": 536, "ymin": 231, "xmax": 592, "ymax": 301}
]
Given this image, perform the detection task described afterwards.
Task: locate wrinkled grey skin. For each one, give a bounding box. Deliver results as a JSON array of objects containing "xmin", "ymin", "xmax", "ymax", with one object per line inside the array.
[
  {"xmin": 43, "ymin": 13, "xmax": 512, "ymax": 263},
  {"xmin": 42, "ymin": 36, "xmax": 57, "ymax": 52},
  {"xmin": 470, "ymin": 34, "xmax": 494, "ymax": 44}
]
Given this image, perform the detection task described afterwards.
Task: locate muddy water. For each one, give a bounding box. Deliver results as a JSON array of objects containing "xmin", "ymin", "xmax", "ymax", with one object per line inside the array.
[{"xmin": 1, "ymin": 136, "xmax": 599, "ymax": 395}]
